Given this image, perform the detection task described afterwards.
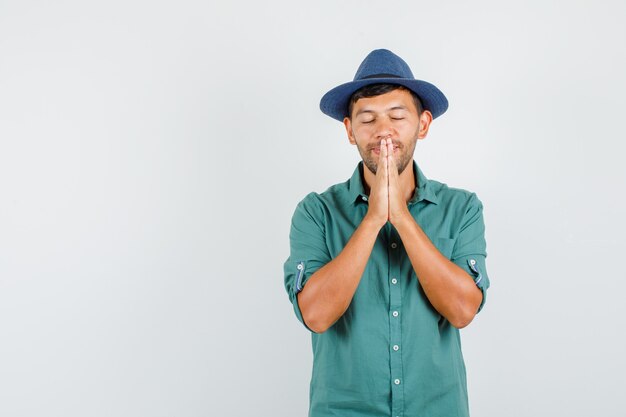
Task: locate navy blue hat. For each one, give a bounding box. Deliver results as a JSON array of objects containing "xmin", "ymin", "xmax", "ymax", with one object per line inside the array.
[{"xmin": 320, "ymin": 49, "xmax": 448, "ymax": 121}]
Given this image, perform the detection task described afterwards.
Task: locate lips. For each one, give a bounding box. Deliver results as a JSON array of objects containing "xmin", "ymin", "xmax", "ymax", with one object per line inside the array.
[{"xmin": 371, "ymin": 145, "xmax": 400, "ymax": 154}]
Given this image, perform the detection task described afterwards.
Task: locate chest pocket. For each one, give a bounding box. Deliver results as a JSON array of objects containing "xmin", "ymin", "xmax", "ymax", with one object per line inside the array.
[{"xmin": 435, "ymin": 237, "xmax": 456, "ymax": 259}]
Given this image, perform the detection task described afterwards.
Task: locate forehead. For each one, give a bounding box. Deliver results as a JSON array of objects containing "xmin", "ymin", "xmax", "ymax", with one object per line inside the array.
[{"xmin": 352, "ymin": 88, "xmax": 417, "ymax": 114}]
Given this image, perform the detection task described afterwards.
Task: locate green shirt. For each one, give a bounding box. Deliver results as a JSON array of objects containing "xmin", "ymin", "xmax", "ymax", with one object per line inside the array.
[{"xmin": 284, "ymin": 160, "xmax": 490, "ymax": 417}]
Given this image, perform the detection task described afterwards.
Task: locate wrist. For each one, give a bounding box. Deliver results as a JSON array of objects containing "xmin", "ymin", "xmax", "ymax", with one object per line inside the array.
[
  {"xmin": 362, "ymin": 213, "xmax": 387, "ymax": 231},
  {"xmin": 390, "ymin": 209, "xmax": 414, "ymax": 229}
]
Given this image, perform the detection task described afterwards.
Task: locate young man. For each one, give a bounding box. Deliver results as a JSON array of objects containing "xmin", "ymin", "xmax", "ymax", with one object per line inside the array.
[{"xmin": 284, "ymin": 49, "xmax": 491, "ymax": 417}]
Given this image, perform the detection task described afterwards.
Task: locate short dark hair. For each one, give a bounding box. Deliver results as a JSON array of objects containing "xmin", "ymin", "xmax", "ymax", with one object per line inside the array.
[{"xmin": 347, "ymin": 84, "xmax": 423, "ymax": 119}]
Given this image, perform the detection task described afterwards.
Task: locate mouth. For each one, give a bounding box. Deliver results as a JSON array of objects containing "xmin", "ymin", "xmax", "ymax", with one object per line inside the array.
[{"xmin": 371, "ymin": 145, "xmax": 400, "ymax": 155}]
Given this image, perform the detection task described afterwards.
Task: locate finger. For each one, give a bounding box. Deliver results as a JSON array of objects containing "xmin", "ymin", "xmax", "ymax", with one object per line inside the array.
[
  {"xmin": 378, "ymin": 139, "xmax": 389, "ymax": 218},
  {"xmin": 381, "ymin": 138, "xmax": 388, "ymax": 182},
  {"xmin": 387, "ymin": 139, "xmax": 397, "ymax": 176},
  {"xmin": 374, "ymin": 139, "xmax": 383, "ymax": 177},
  {"xmin": 381, "ymin": 138, "xmax": 387, "ymax": 160}
]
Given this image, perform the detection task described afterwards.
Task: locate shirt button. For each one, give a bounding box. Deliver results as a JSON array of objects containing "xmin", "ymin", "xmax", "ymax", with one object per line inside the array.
[
  {"xmin": 394, "ymin": 379, "xmax": 401, "ymax": 385},
  {"xmin": 362, "ymin": 195, "xmax": 368, "ymax": 202},
  {"xmin": 391, "ymin": 278, "xmax": 397, "ymax": 284},
  {"xmin": 297, "ymin": 264, "xmax": 303, "ymax": 270},
  {"xmin": 392, "ymin": 311, "xmax": 399, "ymax": 317},
  {"xmin": 470, "ymin": 259, "xmax": 476, "ymax": 266},
  {"xmin": 391, "ymin": 242, "xmax": 398, "ymax": 249},
  {"xmin": 393, "ymin": 345, "xmax": 399, "ymax": 351}
]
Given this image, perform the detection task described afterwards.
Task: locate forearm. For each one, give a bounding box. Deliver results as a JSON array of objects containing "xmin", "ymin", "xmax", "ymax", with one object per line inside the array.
[
  {"xmin": 394, "ymin": 213, "xmax": 483, "ymax": 329},
  {"xmin": 297, "ymin": 215, "xmax": 382, "ymax": 333}
]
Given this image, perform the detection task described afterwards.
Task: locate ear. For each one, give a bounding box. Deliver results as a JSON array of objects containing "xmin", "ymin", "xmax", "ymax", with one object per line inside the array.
[
  {"xmin": 417, "ymin": 110, "xmax": 433, "ymax": 140},
  {"xmin": 343, "ymin": 117, "xmax": 357, "ymax": 145}
]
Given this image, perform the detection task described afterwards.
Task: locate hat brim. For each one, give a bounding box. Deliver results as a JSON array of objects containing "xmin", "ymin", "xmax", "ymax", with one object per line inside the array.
[{"xmin": 319, "ymin": 78, "xmax": 448, "ymax": 121}]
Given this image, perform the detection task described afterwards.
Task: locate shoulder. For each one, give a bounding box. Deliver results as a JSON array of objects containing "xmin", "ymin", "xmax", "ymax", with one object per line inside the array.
[
  {"xmin": 295, "ymin": 178, "xmax": 351, "ymax": 215},
  {"xmin": 429, "ymin": 178, "xmax": 483, "ymax": 210}
]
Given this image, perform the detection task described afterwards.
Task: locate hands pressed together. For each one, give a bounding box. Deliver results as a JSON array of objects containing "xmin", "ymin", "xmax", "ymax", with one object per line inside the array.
[
  {"xmin": 366, "ymin": 138, "xmax": 412, "ymax": 229},
  {"xmin": 299, "ymin": 140, "xmax": 483, "ymax": 333}
]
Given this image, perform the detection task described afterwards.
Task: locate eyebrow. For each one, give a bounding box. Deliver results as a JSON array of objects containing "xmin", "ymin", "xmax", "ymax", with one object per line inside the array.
[{"xmin": 355, "ymin": 105, "xmax": 408, "ymax": 116}]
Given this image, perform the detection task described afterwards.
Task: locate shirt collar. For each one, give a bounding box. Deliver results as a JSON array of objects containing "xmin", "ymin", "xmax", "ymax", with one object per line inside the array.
[{"xmin": 346, "ymin": 160, "xmax": 439, "ymax": 207}]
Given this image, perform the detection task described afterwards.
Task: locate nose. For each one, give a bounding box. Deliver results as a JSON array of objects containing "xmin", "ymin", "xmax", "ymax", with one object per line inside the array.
[{"xmin": 374, "ymin": 119, "xmax": 394, "ymax": 140}]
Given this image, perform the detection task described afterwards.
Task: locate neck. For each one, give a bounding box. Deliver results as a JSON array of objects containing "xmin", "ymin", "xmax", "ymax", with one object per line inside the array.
[{"xmin": 362, "ymin": 160, "xmax": 416, "ymax": 202}]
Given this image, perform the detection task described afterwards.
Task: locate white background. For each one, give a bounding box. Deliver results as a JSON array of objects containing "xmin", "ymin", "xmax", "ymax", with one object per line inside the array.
[{"xmin": 1, "ymin": 1, "xmax": 625, "ymax": 416}]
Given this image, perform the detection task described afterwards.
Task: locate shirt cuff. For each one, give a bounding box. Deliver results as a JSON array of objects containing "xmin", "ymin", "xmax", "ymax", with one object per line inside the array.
[
  {"xmin": 284, "ymin": 259, "xmax": 325, "ymax": 332},
  {"xmin": 452, "ymin": 254, "xmax": 490, "ymax": 314}
]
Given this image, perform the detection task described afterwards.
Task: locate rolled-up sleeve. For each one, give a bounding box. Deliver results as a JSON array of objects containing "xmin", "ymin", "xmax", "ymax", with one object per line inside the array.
[
  {"xmin": 450, "ymin": 193, "xmax": 491, "ymax": 313},
  {"xmin": 283, "ymin": 192, "xmax": 332, "ymax": 331}
]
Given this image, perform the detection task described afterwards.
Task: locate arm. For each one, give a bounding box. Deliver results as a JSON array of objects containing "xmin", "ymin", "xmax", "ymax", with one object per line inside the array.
[
  {"xmin": 298, "ymin": 139, "xmax": 391, "ymax": 334},
  {"xmin": 384, "ymin": 140, "xmax": 482, "ymax": 329},
  {"xmin": 393, "ymin": 216, "xmax": 483, "ymax": 329},
  {"xmin": 297, "ymin": 215, "xmax": 382, "ymax": 333}
]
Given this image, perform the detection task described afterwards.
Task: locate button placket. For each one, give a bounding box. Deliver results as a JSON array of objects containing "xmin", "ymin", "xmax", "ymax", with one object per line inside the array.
[{"xmin": 388, "ymin": 230, "xmax": 404, "ymax": 416}]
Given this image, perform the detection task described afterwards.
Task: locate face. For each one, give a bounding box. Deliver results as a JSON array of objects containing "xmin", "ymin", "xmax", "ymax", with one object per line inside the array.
[{"xmin": 343, "ymin": 88, "xmax": 432, "ymax": 175}]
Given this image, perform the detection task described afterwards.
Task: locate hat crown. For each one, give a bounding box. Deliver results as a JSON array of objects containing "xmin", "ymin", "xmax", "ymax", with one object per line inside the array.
[
  {"xmin": 319, "ymin": 48, "xmax": 448, "ymax": 121},
  {"xmin": 353, "ymin": 49, "xmax": 414, "ymax": 81}
]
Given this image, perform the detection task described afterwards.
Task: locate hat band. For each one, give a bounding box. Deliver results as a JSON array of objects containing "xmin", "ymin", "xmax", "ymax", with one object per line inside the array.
[{"xmin": 360, "ymin": 73, "xmax": 403, "ymax": 80}]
